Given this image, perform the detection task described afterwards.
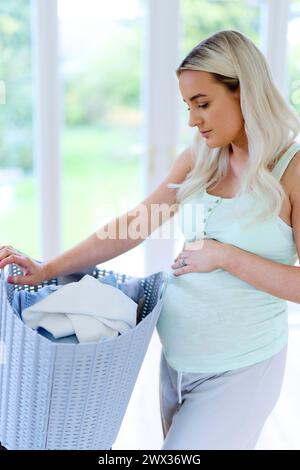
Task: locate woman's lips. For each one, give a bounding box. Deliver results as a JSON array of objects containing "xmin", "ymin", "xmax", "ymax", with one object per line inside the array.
[{"xmin": 200, "ymin": 130, "xmax": 212, "ymax": 137}]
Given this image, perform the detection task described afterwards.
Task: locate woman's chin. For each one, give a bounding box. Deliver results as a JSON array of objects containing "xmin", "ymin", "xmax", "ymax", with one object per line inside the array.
[
  {"xmin": 205, "ymin": 138, "xmax": 225, "ymax": 149},
  {"xmin": 205, "ymin": 139, "xmax": 217, "ymax": 148}
]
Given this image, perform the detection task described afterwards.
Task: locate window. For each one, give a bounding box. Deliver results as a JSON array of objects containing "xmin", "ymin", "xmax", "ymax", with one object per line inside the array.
[
  {"xmin": 288, "ymin": 0, "xmax": 300, "ymax": 120},
  {"xmin": 58, "ymin": 0, "xmax": 145, "ymax": 275},
  {"xmin": 179, "ymin": 0, "xmax": 266, "ymax": 148},
  {"xmin": 0, "ymin": 0, "xmax": 39, "ymax": 257}
]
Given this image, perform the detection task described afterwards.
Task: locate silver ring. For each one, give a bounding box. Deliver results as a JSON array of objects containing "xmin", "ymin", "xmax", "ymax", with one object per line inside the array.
[{"xmin": 180, "ymin": 258, "xmax": 187, "ymax": 267}]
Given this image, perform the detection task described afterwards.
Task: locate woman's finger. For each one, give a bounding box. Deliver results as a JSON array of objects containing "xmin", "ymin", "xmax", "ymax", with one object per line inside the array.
[
  {"xmin": 7, "ymin": 274, "xmax": 36, "ymax": 285},
  {"xmin": 0, "ymin": 247, "xmax": 15, "ymax": 261},
  {"xmin": 0, "ymin": 245, "xmax": 14, "ymax": 250},
  {"xmin": 173, "ymin": 243, "xmax": 185, "ymax": 263},
  {"xmin": 0, "ymin": 254, "xmax": 30, "ymax": 271}
]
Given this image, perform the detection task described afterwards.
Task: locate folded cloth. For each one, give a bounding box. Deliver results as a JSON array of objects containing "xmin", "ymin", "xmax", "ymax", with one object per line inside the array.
[
  {"xmin": 38, "ymin": 328, "xmax": 78, "ymax": 344},
  {"xmin": 57, "ymin": 271, "xmax": 145, "ymax": 322},
  {"xmin": 21, "ymin": 274, "xmax": 137, "ymax": 343},
  {"xmin": 100, "ymin": 274, "xmax": 145, "ymax": 323},
  {"xmin": 11, "ymin": 285, "xmax": 79, "ymax": 343}
]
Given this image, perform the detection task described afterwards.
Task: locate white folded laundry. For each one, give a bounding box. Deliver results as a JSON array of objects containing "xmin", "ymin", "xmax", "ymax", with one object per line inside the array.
[{"xmin": 22, "ymin": 275, "xmax": 137, "ymax": 343}]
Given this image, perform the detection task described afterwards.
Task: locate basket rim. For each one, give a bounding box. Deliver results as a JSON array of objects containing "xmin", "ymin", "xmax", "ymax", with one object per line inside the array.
[{"xmin": 0, "ymin": 267, "xmax": 169, "ymax": 347}]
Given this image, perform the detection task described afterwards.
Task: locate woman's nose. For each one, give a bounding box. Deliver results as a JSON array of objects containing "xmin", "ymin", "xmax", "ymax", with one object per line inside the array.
[{"xmin": 188, "ymin": 110, "xmax": 204, "ymax": 128}]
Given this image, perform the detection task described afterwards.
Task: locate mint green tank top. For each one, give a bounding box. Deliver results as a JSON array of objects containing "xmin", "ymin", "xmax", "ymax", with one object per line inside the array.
[{"xmin": 156, "ymin": 142, "xmax": 300, "ymax": 373}]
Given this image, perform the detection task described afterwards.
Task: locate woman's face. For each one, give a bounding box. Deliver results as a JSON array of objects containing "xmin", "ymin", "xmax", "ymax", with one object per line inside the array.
[{"xmin": 179, "ymin": 70, "xmax": 246, "ymax": 149}]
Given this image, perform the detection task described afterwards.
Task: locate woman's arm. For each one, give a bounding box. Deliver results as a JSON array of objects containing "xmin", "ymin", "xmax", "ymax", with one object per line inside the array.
[
  {"xmin": 221, "ymin": 163, "xmax": 300, "ymax": 303},
  {"xmin": 222, "ymin": 244, "xmax": 300, "ymax": 303},
  {"xmin": 0, "ymin": 146, "xmax": 193, "ymax": 284}
]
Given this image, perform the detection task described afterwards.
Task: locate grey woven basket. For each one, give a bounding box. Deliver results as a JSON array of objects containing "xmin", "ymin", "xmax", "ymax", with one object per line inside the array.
[{"xmin": 0, "ymin": 264, "xmax": 168, "ymax": 450}]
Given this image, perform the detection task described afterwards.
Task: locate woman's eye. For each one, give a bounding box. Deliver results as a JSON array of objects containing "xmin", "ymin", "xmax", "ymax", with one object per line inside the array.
[{"xmin": 186, "ymin": 103, "xmax": 209, "ymax": 111}]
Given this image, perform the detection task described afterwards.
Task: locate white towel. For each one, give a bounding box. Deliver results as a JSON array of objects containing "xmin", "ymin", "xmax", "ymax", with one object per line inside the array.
[{"xmin": 22, "ymin": 275, "xmax": 137, "ymax": 343}]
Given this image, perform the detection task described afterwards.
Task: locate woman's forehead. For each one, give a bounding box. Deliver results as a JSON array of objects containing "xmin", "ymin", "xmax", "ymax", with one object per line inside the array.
[{"xmin": 179, "ymin": 71, "xmax": 218, "ymax": 99}]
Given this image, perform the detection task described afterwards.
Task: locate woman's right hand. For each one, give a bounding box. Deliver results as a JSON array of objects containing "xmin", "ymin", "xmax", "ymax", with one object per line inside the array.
[{"xmin": 0, "ymin": 245, "xmax": 49, "ymax": 285}]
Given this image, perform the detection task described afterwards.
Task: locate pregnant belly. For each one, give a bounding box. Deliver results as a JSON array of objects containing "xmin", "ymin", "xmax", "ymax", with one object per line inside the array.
[{"xmin": 156, "ymin": 270, "xmax": 286, "ymax": 356}]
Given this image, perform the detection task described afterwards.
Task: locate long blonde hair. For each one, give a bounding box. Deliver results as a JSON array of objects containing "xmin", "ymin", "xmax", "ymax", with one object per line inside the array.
[{"xmin": 172, "ymin": 29, "xmax": 300, "ymax": 223}]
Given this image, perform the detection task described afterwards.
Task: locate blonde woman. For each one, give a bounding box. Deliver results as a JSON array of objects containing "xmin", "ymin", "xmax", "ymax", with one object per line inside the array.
[{"xmin": 1, "ymin": 30, "xmax": 300, "ymax": 450}]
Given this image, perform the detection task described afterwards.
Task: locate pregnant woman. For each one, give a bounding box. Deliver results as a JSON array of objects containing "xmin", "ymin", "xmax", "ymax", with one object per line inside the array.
[{"xmin": 1, "ymin": 30, "xmax": 300, "ymax": 450}]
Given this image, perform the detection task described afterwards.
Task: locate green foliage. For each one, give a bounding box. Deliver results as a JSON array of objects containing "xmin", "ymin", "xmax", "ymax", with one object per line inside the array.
[
  {"xmin": 64, "ymin": 27, "xmax": 142, "ymax": 126},
  {"xmin": 0, "ymin": 126, "xmax": 141, "ymax": 255},
  {"xmin": 180, "ymin": 0, "xmax": 261, "ymax": 54},
  {"xmin": 288, "ymin": 43, "xmax": 300, "ymax": 116},
  {"xmin": 64, "ymin": 0, "xmax": 262, "ymax": 127},
  {"xmin": 61, "ymin": 126, "xmax": 142, "ymax": 249},
  {"xmin": 0, "ymin": 0, "xmax": 33, "ymax": 170}
]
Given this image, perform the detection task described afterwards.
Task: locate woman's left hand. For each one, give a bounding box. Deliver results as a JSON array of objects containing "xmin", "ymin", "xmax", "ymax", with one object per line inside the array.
[{"xmin": 171, "ymin": 238, "xmax": 229, "ymax": 276}]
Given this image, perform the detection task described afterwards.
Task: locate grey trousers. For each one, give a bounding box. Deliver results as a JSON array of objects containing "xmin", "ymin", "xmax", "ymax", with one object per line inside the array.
[{"xmin": 159, "ymin": 344, "xmax": 287, "ymax": 450}]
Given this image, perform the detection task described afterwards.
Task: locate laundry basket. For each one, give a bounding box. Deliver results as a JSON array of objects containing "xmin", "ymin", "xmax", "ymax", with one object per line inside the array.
[{"xmin": 0, "ymin": 264, "xmax": 168, "ymax": 450}]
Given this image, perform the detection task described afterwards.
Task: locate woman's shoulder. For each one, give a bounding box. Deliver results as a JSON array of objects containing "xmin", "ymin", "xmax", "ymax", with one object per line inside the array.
[
  {"xmin": 269, "ymin": 141, "xmax": 299, "ymax": 172},
  {"xmin": 286, "ymin": 146, "xmax": 300, "ymax": 177},
  {"xmin": 278, "ymin": 141, "xmax": 300, "ymax": 199}
]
